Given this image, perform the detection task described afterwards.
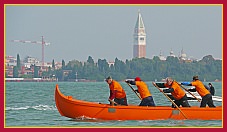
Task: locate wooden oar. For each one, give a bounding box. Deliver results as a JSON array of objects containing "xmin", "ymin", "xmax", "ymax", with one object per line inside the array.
[
  {"xmin": 176, "ymin": 82, "xmax": 201, "ymax": 102},
  {"xmin": 152, "ymin": 82, "xmax": 188, "ymax": 119},
  {"xmin": 125, "ymin": 81, "xmax": 142, "ymax": 100}
]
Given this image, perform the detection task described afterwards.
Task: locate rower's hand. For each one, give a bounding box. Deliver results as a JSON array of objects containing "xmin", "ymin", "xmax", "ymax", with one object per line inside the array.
[
  {"xmin": 108, "ymin": 99, "xmax": 115, "ymax": 106},
  {"xmin": 125, "ymin": 80, "xmax": 132, "ymax": 84},
  {"xmin": 135, "ymin": 89, "xmax": 139, "ymax": 93}
]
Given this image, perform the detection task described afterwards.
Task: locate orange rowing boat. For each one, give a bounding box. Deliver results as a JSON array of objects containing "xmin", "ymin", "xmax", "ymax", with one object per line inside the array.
[{"xmin": 55, "ymin": 84, "xmax": 222, "ymax": 120}]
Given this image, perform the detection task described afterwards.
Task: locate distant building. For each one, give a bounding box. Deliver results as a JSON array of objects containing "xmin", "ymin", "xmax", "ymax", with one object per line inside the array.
[
  {"xmin": 5, "ymin": 54, "xmax": 62, "ymax": 78},
  {"xmin": 178, "ymin": 48, "xmax": 192, "ymax": 62},
  {"xmin": 159, "ymin": 50, "xmax": 166, "ymax": 61},
  {"xmin": 179, "ymin": 48, "xmax": 187, "ymax": 60},
  {"xmin": 5, "ymin": 56, "xmax": 17, "ymax": 66},
  {"xmin": 107, "ymin": 61, "xmax": 115, "ymax": 67},
  {"xmin": 24, "ymin": 56, "xmax": 40, "ymax": 64},
  {"xmin": 169, "ymin": 49, "xmax": 176, "ymax": 57},
  {"xmin": 133, "ymin": 10, "xmax": 146, "ymax": 58}
]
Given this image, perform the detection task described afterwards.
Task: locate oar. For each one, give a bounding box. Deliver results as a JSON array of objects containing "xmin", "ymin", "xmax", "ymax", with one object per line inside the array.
[
  {"xmin": 125, "ymin": 81, "xmax": 142, "ymax": 100},
  {"xmin": 177, "ymin": 82, "xmax": 201, "ymax": 102},
  {"xmin": 152, "ymin": 82, "xmax": 188, "ymax": 119}
]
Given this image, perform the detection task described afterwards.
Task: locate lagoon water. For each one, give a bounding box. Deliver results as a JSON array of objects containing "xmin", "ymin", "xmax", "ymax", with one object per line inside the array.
[{"xmin": 5, "ymin": 82, "xmax": 223, "ymax": 127}]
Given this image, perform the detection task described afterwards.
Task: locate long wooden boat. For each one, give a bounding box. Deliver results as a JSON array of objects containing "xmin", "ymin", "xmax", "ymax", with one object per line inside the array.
[{"xmin": 55, "ymin": 84, "xmax": 222, "ymax": 120}]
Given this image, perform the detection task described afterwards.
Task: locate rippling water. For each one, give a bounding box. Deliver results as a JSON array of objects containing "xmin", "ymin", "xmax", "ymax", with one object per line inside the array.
[{"xmin": 5, "ymin": 82, "xmax": 223, "ymax": 127}]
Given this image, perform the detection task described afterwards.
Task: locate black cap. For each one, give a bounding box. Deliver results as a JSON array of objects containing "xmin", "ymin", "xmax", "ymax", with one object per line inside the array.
[
  {"xmin": 193, "ymin": 75, "xmax": 199, "ymax": 80},
  {"xmin": 105, "ymin": 76, "xmax": 112, "ymax": 81}
]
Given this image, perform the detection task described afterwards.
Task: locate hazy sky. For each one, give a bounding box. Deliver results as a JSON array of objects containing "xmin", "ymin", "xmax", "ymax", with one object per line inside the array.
[{"xmin": 6, "ymin": 5, "xmax": 222, "ymax": 63}]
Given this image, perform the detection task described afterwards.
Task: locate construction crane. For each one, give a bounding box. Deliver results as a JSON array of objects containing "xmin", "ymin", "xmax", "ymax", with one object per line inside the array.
[{"xmin": 11, "ymin": 36, "xmax": 50, "ymax": 69}]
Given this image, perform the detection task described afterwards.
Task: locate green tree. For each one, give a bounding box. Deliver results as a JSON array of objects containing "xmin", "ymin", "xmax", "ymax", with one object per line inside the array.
[
  {"xmin": 52, "ymin": 59, "xmax": 55, "ymax": 70},
  {"xmin": 87, "ymin": 56, "xmax": 95, "ymax": 66},
  {"xmin": 16, "ymin": 54, "xmax": 21, "ymax": 70},
  {"xmin": 98, "ymin": 59, "xmax": 109, "ymax": 72},
  {"xmin": 52, "ymin": 55, "xmax": 221, "ymax": 82},
  {"xmin": 13, "ymin": 66, "xmax": 19, "ymax": 78},
  {"xmin": 62, "ymin": 59, "xmax": 65, "ymax": 70},
  {"xmin": 34, "ymin": 66, "xmax": 39, "ymax": 78}
]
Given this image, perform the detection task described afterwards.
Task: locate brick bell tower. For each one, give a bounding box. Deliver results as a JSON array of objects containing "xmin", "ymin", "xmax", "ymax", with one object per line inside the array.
[{"xmin": 133, "ymin": 10, "xmax": 146, "ymax": 58}]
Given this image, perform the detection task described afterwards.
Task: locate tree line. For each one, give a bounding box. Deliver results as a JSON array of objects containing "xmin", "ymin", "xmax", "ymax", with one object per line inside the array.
[{"xmin": 42, "ymin": 55, "xmax": 222, "ymax": 82}]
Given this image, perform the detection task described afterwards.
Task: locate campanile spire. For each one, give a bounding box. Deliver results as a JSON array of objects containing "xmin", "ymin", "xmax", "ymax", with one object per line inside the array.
[{"xmin": 133, "ymin": 10, "xmax": 146, "ymax": 58}]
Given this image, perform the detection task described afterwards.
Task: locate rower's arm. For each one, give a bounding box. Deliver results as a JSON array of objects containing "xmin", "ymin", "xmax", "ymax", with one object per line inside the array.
[
  {"xmin": 126, "ymin": 80, "xmax": 136, "ymax": 85},
  {"xmin": 163, "ymin": 88, "xmax": 174, "ymax": 93},
  {"xmin": 155, "ymin": 83, "xmax": 165, "ymax": 88},
  {"xmin": 188, "ymin": 88, "xmax": 196, "ymax": 92},
  {"xmin": 181, "ymin": 82, "xmax": 192, "ymax": 86}
]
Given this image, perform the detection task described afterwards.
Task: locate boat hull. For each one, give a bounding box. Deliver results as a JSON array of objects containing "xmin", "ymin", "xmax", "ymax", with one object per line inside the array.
[{"xmin": 55, "ymin": 84, "xmax": 222, "ymax": 120}]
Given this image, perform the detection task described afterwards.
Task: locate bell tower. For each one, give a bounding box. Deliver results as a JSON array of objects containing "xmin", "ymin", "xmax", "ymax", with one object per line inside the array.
[{"xmin": 133, "ymin": 10, "xmax": 146, "ymax": 58}]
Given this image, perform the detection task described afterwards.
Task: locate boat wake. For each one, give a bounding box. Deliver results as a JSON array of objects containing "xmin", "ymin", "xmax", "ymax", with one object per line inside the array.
[
  {"xmin": 67, "ymin": 115, "xmax": 108, "ymax": 122},
  {"xmin": 5, "ymin": 104, "xmax": 57, "ymax": 111}
]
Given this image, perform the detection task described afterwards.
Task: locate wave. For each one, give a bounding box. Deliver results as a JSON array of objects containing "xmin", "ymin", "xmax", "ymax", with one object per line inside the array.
[{"xmin": 5, "ymin": 104, "xmax": 57, "ymax": 111}]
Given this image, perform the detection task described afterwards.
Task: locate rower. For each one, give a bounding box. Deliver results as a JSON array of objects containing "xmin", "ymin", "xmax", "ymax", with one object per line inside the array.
[
  {"xmin": 155, "ymin": 77, "xmax": 190, "ymax": 108},
  {"xmin": 181, "ymin": 75, "xmax": 216, "ymax": 107}
]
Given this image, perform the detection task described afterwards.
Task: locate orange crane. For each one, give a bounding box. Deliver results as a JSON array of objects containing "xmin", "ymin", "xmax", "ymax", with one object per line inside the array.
[{"xmin": 11, "ymin": 36, "xmax": 50, "ymax": 69}]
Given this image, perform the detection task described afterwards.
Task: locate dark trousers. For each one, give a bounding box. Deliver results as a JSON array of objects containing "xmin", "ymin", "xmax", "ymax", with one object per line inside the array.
[
  {"xmin": 139, "ymin": 96, "xmax": 155, "ymax": 106},
  {"xmin": 200, "ymin": 94, "xmax": 216, "ymax": 107},
  {"xmin": 114, "ymin": 97, "xmax": 128, "ymax": 106},
  {"xmin": 172, "ymin": 94, "xmax": 190, "ymax": 108}
]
